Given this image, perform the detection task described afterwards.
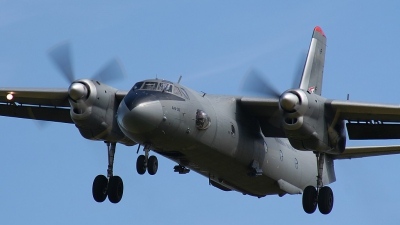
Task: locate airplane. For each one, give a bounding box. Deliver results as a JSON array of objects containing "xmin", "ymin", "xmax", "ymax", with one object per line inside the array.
[{"xmin": 2, "ymin": 26, "xmax": 400, "ymax": 215}]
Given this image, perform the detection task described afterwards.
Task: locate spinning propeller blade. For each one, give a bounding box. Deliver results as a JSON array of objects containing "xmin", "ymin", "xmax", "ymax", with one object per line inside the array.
[
  {"xmin": 92, "ymin": 58, "xmax": 127, "ymax": 83},
  {"xmin": 48, "ymin": 42, "xmax": 126, "ymax": 84},
  {"xmin": 240, "ymin": 68, "xmax": 280, "ymax": 98},
  {"xmin": 48, "ymin": 41, "xmax": 75, "ymax": 83}
]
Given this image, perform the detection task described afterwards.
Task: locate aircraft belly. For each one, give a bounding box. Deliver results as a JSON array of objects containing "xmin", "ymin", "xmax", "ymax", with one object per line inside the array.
[
  {"xmin": 155, "ymin": 142, "xmax": 282, "ymax": 197},
  {"xmin": 262, "ymin": 138, "xmax": 334, "ymax": 191},
  {"xmin": 262, "ymin": 138, "xmax": 304, "ymax": 188}
]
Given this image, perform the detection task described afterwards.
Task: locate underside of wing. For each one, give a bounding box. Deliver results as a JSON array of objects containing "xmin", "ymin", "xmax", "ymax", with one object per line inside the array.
[
  {"xmin": 332, "ymin": 145, "xmax": 400, "ymax": 160},
  {"xmin": 239, "ymin": 96, "xmax": 285, "ymax": 137},
  {"xmin": 0, "ymin": 88, "xmax": 72, "ymax": 123},
  {"xmin": 325, "ymin": 99, "xmax": 400, "ymax": 140}
]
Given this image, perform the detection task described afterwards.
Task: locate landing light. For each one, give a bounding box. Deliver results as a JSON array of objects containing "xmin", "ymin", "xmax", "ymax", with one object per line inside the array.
[{"xmin": 6, "ymin": 93, "xmax": 13, "ymax": 101}]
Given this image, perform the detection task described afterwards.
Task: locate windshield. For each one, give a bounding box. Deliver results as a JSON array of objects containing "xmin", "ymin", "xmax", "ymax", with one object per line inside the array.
[{"xmin": 131, "ymin": 81, "xmax": 187, "ymax": 99}]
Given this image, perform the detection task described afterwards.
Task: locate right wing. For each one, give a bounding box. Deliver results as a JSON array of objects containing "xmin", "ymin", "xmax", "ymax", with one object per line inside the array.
[
  {"xmin": 0, "ymin": 88, "xmax": 128, "ymax": 124},
  {"xmin": 0, "ymin": 88, "xmax": 72, "ymax": 123}
]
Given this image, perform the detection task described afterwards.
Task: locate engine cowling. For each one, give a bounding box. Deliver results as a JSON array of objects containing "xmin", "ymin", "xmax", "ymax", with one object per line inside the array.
[
  {"xmin": 279, "ymin": 89, "xmax": 345, "ymax": 154},
  {"xmin": 68, "ymin": 79, "xmax": 135, "ymax": 146}
]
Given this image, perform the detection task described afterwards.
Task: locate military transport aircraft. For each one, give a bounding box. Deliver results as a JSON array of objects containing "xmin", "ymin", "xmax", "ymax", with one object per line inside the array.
[{"xmin": 2, "ymin": 26, "xmax": 400, "ymax": 215}]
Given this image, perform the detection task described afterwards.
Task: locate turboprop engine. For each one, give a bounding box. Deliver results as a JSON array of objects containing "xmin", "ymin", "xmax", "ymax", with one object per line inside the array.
[
  {"xmin": 68, "ymin": 79, "xmax": 135, "ymax": 146},
  {"xmin": 279, "ymin": 89, "xmax": 346, "ymax": 153}
]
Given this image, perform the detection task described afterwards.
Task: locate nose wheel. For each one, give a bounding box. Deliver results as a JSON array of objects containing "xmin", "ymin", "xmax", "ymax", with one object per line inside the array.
[
  {"xmin": 92, "ymin": 142, "xmax": 124, "ymax": 204},
  {"xmin": 302, "ymin": 153, "xmax": 334, "ymax": 215},
  {"xmin": 136, "ymin": 144, "xmax": 158, "ymax": 175}
]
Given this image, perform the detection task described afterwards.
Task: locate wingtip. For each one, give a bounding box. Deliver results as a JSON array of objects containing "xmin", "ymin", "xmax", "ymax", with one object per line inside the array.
[{"xmin": 314, "ymin": 26, "xmax": 326, "ymax": 37}]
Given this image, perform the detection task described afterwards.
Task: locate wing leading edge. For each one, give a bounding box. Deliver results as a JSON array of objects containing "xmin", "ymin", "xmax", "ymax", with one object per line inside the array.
[
  {"xmin": 0, "ymin": 88, "xmax": 72, "ymax": 123},
  {"xmin": 333, "ymin": 145, "xmax": 400, "ymax": 160},
  {"xmin": 326, "ymin": 99, "xmax": 400, "ymax": 140}
]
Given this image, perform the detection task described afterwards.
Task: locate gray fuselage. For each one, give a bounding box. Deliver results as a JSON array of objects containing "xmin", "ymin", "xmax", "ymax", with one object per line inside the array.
[{"xmin": 117, "ymin": 79, "xmax": 335, "ymax": 197}]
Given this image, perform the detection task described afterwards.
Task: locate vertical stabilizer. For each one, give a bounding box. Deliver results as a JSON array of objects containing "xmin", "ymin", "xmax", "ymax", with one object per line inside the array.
[{"xmin": 299, "ymin": 26, "xmax": 327, "ymax": 96}]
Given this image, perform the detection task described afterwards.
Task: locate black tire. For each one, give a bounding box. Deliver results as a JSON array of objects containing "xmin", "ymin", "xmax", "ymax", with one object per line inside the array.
[
  {"xmin": 318, "ymin": 186, "xmax": 334, "ymax": 215},
  {"xmin": 147, "ymin": 155, "xmax": 158, "ymax": 175},
  {"xmin": 92, "ymin": 175, "xmax": 108, "ymax": 203},
  {"xmin": 136, "ymin": 155, "xmax": 146, "ymax": 175},
  {"xmin": 302, "ymin": 186, "xmax": 318, "ymax": 214},
  {"xmin": 108, "ymin": 176, "xmax": 123, "ymax": 204}
]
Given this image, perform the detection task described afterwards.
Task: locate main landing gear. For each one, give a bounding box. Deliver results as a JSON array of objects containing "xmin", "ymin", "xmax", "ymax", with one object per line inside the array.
[
  {"xmin": 136, "ymin": 144, "xmax": 158, "ymax": 175},
  {"xmin": 92, "ymin": 142, "xmax": 124, "ymax": 204},
  {"xmin": 302, "ymin": 152, "xmax": 334, "ymax": 215}
]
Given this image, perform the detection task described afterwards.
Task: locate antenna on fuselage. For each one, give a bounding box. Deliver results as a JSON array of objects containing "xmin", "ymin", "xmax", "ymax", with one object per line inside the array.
[{"xmin": 177, "ymin": 75, "xmax": 182, "ymax": 84}]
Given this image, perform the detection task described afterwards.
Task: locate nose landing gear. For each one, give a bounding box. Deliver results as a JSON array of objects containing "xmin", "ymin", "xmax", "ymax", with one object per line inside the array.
[
  {"xmin": 136, "ymin": 144, "xmax": 158, "ymax": 175},
  {"xmin": 92, "ymin": 142, "xmax": 124, "ymax": 204},
  {"xmin": 302, "ymin": 152, "xmax": 334, "ymax": 215}
]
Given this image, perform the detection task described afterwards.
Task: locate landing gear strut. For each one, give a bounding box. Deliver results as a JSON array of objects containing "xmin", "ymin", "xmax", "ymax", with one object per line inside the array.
[
  {"xmin": 136, "ymin": 144, "xmax": 158, "ymax": 175},
  {"xmin": 92, "ymin": 142, "xmax": 124, "ymax": 204},
  {"xmin": 302, "ymin": 152, "xmax": 334, "ymax": 215}
]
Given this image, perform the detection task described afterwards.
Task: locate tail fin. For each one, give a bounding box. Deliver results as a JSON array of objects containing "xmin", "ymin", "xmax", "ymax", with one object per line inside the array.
[{"xmin": 299, "ymin": 26, "xmax": 327, "ymax": 96}]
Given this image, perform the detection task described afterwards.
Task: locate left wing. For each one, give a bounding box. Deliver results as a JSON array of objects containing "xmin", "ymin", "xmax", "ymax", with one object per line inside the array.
[
  {"xmin": 326, "ymin": 99, "xmax": 400, "ymax": 140},
  {"xmin": 239, "ymin": 97, "xmax": 400, "ymax": 140},
  {"xmin": 333, "ymin": 145, "xmax": 400, "ymax": 159}
]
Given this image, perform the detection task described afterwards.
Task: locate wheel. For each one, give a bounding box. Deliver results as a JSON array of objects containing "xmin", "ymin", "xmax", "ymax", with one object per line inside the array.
[
  {"xmin": 108, "ymin": 176, "xmax": 123, "ymax": 204},
  {"xmin": 147, "ymin": 155, "xmax": 158, "ymax": 175},
  {"xmin": 318, "ymin": 186, "xmax": 334, "ymax": 215},
  {"xmin": 136, "ymin": 155, "xmax": 146, "ymax": 175},
  {"xmin": 302, "ymin": 186, "xmax": 318, "ymax": 214},
  {"xmin": 92, "ymin": 175, "xmax": 108, "ymax": 203}
]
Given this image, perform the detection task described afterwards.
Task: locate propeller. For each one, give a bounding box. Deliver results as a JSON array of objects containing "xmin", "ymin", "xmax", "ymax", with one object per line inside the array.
[
  {"xmin": 239, "ymin": 53, "xmax": 308, "ymax": 129},
  {"xmin": 240, "ymin": 68, "xmax": 280, "ymax": 98},
  {"xmin": 48, "ymin": 41, "xmax": 75, "ymax": 83},
  {"xmin": 47, "ymin": 41, "xmax": 126, "ymax": 85},
  {"xmin": 240, "ymin": 51, "xmax": 308, "ymax": 98}
]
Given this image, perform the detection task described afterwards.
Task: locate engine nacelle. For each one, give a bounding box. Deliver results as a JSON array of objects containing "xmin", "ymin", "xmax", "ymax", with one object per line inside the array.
[
  {"xmin": 68, "ymin": 79, "xmax": 135, "ymax": 146},
  {"xmin": 280, "ymin": 89, "xmax": 345, "ymax": 154}
]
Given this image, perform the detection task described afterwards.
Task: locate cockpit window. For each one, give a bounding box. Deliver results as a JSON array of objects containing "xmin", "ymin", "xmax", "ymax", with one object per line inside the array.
[
  {"xmin": 158, "ymin": 82, "xmax": 173, "ymax": 93},
  {"xmin": 132, "ymin": 82, "xmax": 143, "ymax": 90},
  {"xmin": 180, "ymin": 88, "xmax": 190, "ymax": 100},
  {"xmin": 142, "ymin": 82, "xmax": 158, "ymax": 90},
  {"xmin": 132, "ymin": 80, "xmax": 187, "ymax": 100},
  {"xmin": 173, "ymin": 86, "xmax": 183, "ymax": 97}
]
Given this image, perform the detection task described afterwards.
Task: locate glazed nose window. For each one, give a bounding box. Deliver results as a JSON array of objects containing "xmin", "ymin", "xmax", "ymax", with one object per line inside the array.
[{"xmin": 195, "ymin": 109, "xmax": 211, "ymax": 130}]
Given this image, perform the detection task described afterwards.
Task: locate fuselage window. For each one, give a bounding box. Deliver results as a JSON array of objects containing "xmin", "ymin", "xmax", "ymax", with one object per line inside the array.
[
  {"xmin": 279, "ymin": 150, "xmax": 283, "ymax": 161},
  {"xmin": 142, "ymin": 82, "xmax": 158, "ymax": 90},
  {"xmin": 294, "ymin": 158, "xmax": 298, "ymax": 169},
  {"xmin": 230, "ymin": 124, "xmax": 235, "ymax": 136},
  {"xmin": 132, "ymin": 82, "xmax": 143, "ymax": 90},
  {"xmin": 180, "ymin": 88, "xmax": 190, "ymax": 100},
  {"xmin": 264, "ymin": 141, "xmax": 268, "ymax": 153}
]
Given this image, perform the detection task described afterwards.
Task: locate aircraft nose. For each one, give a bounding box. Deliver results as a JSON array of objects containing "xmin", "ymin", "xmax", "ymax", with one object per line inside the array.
[{"xmin": 118, "ymin": 100, "xmax": 163, "ymax": 134}]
